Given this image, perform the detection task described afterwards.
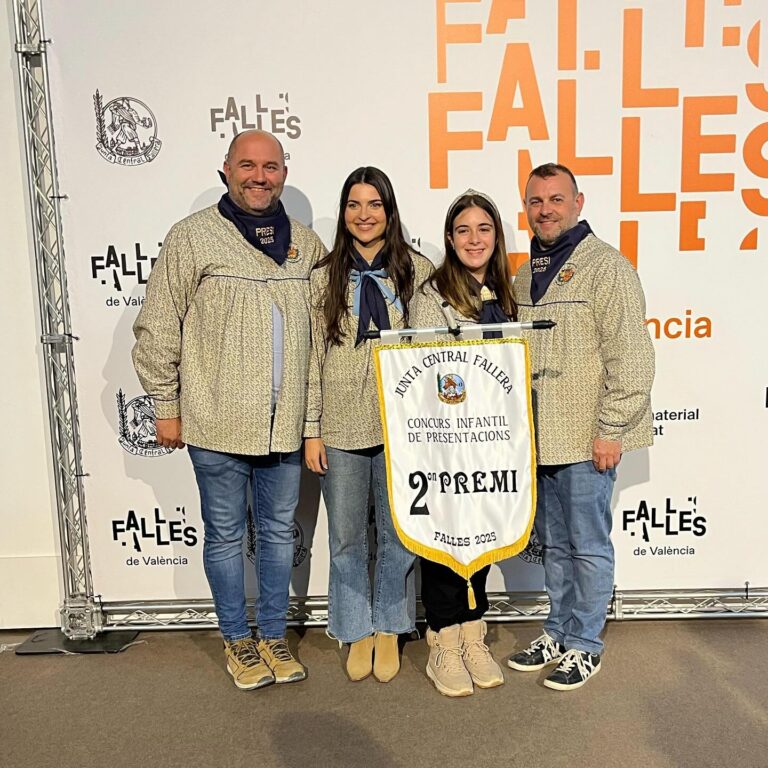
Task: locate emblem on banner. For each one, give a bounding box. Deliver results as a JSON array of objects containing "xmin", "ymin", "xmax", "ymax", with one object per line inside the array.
[
  {"xmin": 246, "ymin": 514, "xmax": 307, "ymax": 568},
  {"xmin": 517, "ymin": 528, "xmax": 543, "ymax": 565},
  {"xmin": 437, "ymin": 371, "xmax": 466, "ymax": 404},
  {"xmin": 116, "ymin": 390, "xmax": 173, "ymax": 457},
  {"xmin": 94, "ymin": 90, "xmax": 162, "ymax": 166},
  {"xmin": 556, "ymin": 262, "xmax": 576, "ymax": 285}
]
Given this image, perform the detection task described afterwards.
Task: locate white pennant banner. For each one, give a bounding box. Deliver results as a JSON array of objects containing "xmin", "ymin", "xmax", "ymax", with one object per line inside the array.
[{"xmin": 375, "ymin": 338, "xmax": 536, "ymax": 579}]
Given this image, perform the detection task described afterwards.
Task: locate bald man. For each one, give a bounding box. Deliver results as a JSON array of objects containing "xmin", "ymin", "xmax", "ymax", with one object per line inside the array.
[{"xmin": 133, "ymin": 130, "xmax": 326, "ymax": 690}]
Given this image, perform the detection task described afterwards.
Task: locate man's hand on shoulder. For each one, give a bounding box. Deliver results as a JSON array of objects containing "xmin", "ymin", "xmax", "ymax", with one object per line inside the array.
[
  {"xmin": 592, "ymin": 437, "xmax": 621, "ymax": 472},
  {"xmin": 156, "ymin": 417, "xmax": 185, "ymax": 449}
]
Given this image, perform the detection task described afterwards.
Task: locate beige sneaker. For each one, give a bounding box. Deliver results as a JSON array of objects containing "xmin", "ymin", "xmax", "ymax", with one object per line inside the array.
[
  {"xmin": 461, "ymin": 619, "xmax": 504, "ymax": 688},
  {"xmin": 426, "ymin": 625, "xmax": 473, "ymax": 697},
  {"xmin": 257, "ymin": 638, "xmax": 307, "ymax": 684},
  {"xmin": 224, "ymin": 637, "xmax": 275, "ymax": 690}
]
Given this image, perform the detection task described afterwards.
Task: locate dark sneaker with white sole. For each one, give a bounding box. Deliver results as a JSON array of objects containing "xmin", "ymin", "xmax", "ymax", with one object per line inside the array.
[
  {"xmin": 507, "ymin": 633, "xmax": 566, "ymax": 672},
  {"xmin": 543, "ymin": 649, "xmax": 601, "ymax": 691}
]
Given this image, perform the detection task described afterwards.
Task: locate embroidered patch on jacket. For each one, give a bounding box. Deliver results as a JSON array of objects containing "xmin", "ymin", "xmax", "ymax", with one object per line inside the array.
[{"xmin": 556, "ymin": 262, "xmax": 576, "ymax": 285}]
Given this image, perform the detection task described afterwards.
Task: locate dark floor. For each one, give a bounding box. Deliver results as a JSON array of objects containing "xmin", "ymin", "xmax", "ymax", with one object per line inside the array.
[{"xmin": 1, "ymin": 619, "xmax": 767, "ymax": 768}]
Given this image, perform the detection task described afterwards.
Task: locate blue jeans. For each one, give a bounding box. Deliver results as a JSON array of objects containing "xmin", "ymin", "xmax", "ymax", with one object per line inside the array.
[
  {"xmin": 321, "ymin": 446, "xmax": 416, "ymax": 643},
  {"xmin": 535, "ymin": 461, "xmax": 616, "ymax": 655},
  {"xmin": 188, "ymin": 445, "xmax": 301, "ymax": 642}
]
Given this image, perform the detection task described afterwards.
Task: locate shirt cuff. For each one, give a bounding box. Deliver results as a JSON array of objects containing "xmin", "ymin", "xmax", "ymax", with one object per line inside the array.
[
  {"xmin": 597, "ymin": 428, "xmax": 624, "ymax": 442},
  {"xmin": 154, "ymin": 398, "xmax": 181, "ymax": 420}
]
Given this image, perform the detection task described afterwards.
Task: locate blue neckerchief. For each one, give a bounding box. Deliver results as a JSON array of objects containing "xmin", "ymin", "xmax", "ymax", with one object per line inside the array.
[
  {"xmin": 530, "ymin": 220, "xmax": 592, "ymax": 304},
  {"xmin": 217, "ymin": 188, "xmax": 292, "ymax": 266},
  {"xmin": 473, "ymin": 279, "xmax": 509, "ymax": 339},
  {"xmin": 349, "ymin": 250, "xmax": 403, "ymax": 346}
]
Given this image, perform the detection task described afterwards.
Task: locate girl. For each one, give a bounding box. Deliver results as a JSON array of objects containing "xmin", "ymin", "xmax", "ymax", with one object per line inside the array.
[
  {"xmin": 305, "ymin": 167, "xmax": 434, "ymax": 682},
  {"xmin": 409, "ymin": 189, "xmax": 517, "ymax": 697}
]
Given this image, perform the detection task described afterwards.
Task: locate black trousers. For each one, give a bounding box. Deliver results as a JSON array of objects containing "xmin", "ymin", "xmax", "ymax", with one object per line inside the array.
[{"xmin": 420, "ymin": 559, "xmax": 491, "ymax": 631}]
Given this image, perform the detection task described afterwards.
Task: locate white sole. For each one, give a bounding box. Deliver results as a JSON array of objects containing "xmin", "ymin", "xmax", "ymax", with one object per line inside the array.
[
  {"xmin": 542, "ymin": 663, "xmax": 601, "ymax": 691},
  {"xmin": 426, "ymin": 664, "xmax": 473, "ymax": 697},
  {"xmin": 507, "ymin": 656, "xmax": 562, "ymax": 672},
  {"xmin": 228, "ymin": 665, "xmax": 275, "ymax": 690},
  {"xmin": 274, "ymin": 672, "xmax": 307, "ymax": 684}
]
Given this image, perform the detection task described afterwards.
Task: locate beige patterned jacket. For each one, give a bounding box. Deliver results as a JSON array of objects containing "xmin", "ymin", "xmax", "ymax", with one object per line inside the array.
[
  {"xmin": 304, "ymin": 253, "xmax": 434, "ymax": 450},
  {"xmin": 513, "ymin": 233, "xmax": 655, "ymax": 465},
  {"xmin": 132, "ymin": 205, "xmax": 327, "ymax": 455},
  {"xmin": 408, "ymin": 280, "xmax": 491, "ymax": 336}
]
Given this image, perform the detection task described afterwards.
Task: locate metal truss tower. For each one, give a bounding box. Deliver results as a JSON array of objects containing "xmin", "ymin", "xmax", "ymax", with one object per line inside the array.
[{"xmin": 13, "ymin": 0, "xmax": 99, "ymax": 638}]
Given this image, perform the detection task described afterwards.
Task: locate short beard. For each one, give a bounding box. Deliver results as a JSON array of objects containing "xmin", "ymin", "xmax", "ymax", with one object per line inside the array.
[
  {"xmin": 233, "ymin": 187, "xmax": 279, "ymax": 217},
  {"xmin": 248, "ymin": 200, "xmax": 279, "ymax": 217},
  {"xmin": 533, "ymin": 225, "xmax": 562, "ymax": 248}
]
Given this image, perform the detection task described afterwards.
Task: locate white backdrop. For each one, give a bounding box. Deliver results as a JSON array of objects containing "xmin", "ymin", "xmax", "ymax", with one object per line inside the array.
[{"xmin": 41, "ymin": 0, "xmax": 768, "ymax": 603}]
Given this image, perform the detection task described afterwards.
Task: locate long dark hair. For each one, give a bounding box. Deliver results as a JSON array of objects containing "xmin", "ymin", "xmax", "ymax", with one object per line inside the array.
[
  {"xmin": 430, "ymin": 192, "xmax": 517, "ymax": 321},
  {"xmin": 315, "ymin": 167, "xmax": 415, "ymax": 346}
]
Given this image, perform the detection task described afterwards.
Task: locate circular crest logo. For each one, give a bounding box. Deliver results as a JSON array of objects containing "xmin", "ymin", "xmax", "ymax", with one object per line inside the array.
[
  {"xmin": 292, "ymin": 521, "xmax": 308, "ymax": 567},
  {"xmin": 116, "ymin": 390, "xmax": 173, "ymax": 457},
  {"xmin": 518, "ymin": 528, "xmax": 543, "ymax": 565},
  {"xmin": 556, "ymin": 262, "xmax": 576, "ymax": 285},
  {"xmin": 437, "ymin": 371, "xmax": 466, "ymax": 404},
  {"xmin": 94, "ymin": 90, "xmax": 162, "ymax": 166},
  {"xmin": 246, "ymin": 517, "xmax": 307, "ymax": 568}
]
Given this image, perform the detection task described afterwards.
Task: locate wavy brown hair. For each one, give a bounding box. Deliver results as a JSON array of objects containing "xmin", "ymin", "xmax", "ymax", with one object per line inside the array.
[
  {"xmin": 315, "ymin": 167, "xmax": 415, "ymax": 346},
  {"xmin": 429, "ymin": 192, "xmax": 517, "ymax": 321}
]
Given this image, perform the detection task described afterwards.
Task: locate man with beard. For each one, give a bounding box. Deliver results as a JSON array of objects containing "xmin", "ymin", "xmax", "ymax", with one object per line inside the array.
[
  {"xmin": 133, "ymin": 130, "xmax": 326, "ymax": 690},
  {"xmin": 508, "ymin": 163, "xmax": 654, "ymax": 690}
]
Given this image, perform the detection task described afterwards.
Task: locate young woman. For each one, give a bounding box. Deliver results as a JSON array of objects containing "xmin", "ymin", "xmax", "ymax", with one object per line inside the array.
[
  {"xmin": 305, "ymin": 167, "xmax": 434, "ymax": 682},
  {"xmin": 409, "ymin": 189, "xmax": 517, "ymax": 697}
]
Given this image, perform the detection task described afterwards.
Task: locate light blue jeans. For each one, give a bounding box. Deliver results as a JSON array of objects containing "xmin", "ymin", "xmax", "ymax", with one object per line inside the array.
[
  {"xmin": 535, "ymin": 461, "xmax": 616, "ymax": 655},
  {"xmin": 188, "ymin": 445, "xmax": 301, "ymax": 642},
  {"xmin": 321, "ymin": 446, "xmax": 416, "ymax": 643}
]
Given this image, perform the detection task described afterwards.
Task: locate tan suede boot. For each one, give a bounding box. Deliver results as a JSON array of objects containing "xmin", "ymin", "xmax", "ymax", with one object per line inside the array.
[
  {"xmin": 346, "ymin": 635, "xmax": 374, "ymax": 681},
  {"xmin": 426, "ymin": 624, "xmax": 473, "ymax": 697},
  {"xmin": 461, "ymin": 619, "xmax": 504, "ymax": 688},
  {"xmin": 373, "ymin": 632, "xmax": 400, "ymax": 682}
]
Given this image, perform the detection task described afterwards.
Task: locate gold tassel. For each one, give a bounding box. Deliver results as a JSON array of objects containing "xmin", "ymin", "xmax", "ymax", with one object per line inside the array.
[{"xmin": 467, "ymin": 579, "xmax": 477, "ymax": 610}]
